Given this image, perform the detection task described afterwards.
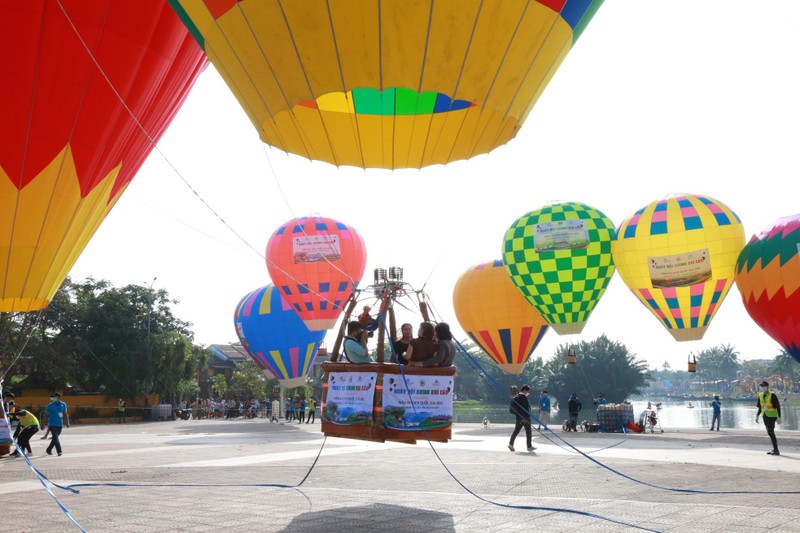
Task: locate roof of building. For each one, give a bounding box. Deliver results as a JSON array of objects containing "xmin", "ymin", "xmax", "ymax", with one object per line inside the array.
[{"xmin": 209, "ymin": 344, "xmax": 251, "ymax": 364}]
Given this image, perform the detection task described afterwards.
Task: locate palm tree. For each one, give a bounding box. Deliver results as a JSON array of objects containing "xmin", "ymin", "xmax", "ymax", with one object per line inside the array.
[{"xmin": 769, "ymin": 350, "xmax": 797, "ymax": 392}]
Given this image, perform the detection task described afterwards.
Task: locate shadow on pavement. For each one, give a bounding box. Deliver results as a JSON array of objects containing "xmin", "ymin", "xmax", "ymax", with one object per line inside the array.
[{"xmin": 281, "ymin": 503, "xmax": 455, "ymax": 532}]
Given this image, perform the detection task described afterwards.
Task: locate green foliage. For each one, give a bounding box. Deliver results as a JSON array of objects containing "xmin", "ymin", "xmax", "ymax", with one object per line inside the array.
[
  {"xmin": 452, "ymin": 341, "xmax": 546, "ymax": 402},
  {"xmin": 229, "ymin": 360, "xmax": 267, "ymax": 399},
  {"xmin": 211, "ymin": 374, "xmax": 228, "ymax": 398},
  {"xmin": 696, "ymin": 344, "xmax": 740, "ymax": 383},
  {"xmin": 0, "ymin": 277, "xmax": 208, "ymax": 401},
  {"xmin": 543, "ymin": 335, "xmax": 650, "ymax": 411}
]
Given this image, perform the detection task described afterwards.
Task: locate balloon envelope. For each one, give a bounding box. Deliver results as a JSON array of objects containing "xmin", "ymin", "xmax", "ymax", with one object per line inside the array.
[
  {"xmin": 502, "ymin": 201, "xmax": 616, "ymax": 335},
  {"xmin": 235, "ymin": 284, "xmax": 326, "ymax": 388},
  {"xmin": 734, "ymin": 215, "xmax": 800, "ymax": 362},
  {"xmin": 168, "ymin": 0, "xmax": 604, "ymax": 169},
  {"xmin": 613, "ymin": 194, "xmax": 745, "ymax": 341},
  {"xmin": 0, "ymin": 0, "xmax": 205, "ymax": 312},
  {"xmin": 266, "ymin": 216, "xmax": 366, "ymax": 331},
  {"xmin": 453, "ymin": 260, "xmax": 549, "ymax": 374}
]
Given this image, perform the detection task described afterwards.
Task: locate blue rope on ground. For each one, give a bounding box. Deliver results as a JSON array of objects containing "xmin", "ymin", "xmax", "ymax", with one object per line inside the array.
[
  {"xmin": 452, "ymin": 339, "xmax": 800, "ymax": 496},
  {"xmin": 64, "ymin": 435, "xmax": 328, "ymax": 492},
  {"xmin": 395, "ymin": 360, "xmax": 661, "ymax": 532}
]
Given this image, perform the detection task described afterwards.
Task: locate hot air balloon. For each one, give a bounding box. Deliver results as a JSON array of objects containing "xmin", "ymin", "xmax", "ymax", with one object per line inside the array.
[
  {"xmin": 266, "ymin": 216, "xmax": 367, "ymax": 331},
  {"xmin": 734, "ymin": 215, "xmax": 800, "ymax": 362},
  {"xmin": 453, "ymin": 260, "xmax": 549, "ymax": 374},
  {"xmin": 502, "ymin": 201, "xmax": 616, "ymax": 335},
  {"xmin": 613, "ymin": 194, "xmax": 745, "ymax": 341},
  {"xmin": 235, "ymin": 284, "xmax": 327, "ymax": 388},
  {"xmin": 168, "ymin": 0, "xmax": 604, "ymax": 169},
  {"xmin": 0, "ymin": 1, "xmax": 205, "ymax": 312}
]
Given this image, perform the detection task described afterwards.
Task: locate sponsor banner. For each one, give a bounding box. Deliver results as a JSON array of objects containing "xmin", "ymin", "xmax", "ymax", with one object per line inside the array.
[
  {"xmin": 382, "ymin": 374, "xmax": 453, "ymax": 431},
  {"xmin": 648, "ymin": 248, "xmax": 712, "ymax": 288},
  {"xmin": 323, "ymin": 372, "xmax": 376, "ymax": 425},
  {"xmin": 293, "ymin": 235, "xmax": 341, "ymax": 263},
  {"xmin": 0, "ymin": 417, "xmax": 12, "ymax": 445},
  {"xmin": 533, "ymin": 220, "xmax": 590, "ymax": 252}
]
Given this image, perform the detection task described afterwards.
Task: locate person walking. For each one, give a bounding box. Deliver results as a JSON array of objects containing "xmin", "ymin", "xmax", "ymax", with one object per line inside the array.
[
  {"xmin": 536, "ymin": 390, "xmax": 550, "ymax": 430},
  {"xmin": 44, "ymin": 392, "xmax": 69, "ymax": 456},
  {"xmin": 508, "ymin": 385, "xmax": 535, "ymax": 452},
  {"xmin": 10, "ymin": 409, "xmax": 39, "ymax": 457},
  {"xmin": 710, "ymin": 395, "xmax": 721, "ymax": 431},
  {"xmin": 755, "ymin": 380, "xmax": 781, "ymax": 455},
  {"xmin": 567, "ymin": 393, "xmax": 582, "ymax": 431}
]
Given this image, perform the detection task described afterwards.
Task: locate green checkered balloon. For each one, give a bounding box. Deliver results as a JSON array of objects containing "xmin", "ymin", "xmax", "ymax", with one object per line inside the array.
[{"xmin": 502, "ymin": 201, "xmax": 616, "ymax": 335}]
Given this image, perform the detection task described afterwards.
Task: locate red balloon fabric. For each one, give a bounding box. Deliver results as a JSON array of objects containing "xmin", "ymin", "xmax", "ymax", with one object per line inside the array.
[
  {"xmin": 735, "ymin": 215, "xmax": 800, "ymax": 362},
  {"xmin": 266, "ymin": 216, "xmax": 367, "ymax": 331}
]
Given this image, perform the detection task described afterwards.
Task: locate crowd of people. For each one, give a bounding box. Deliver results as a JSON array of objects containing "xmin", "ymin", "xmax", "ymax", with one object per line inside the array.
[
  {"xmin": 342, "ymin": 308, "xmax": 457, "ymax": 368},
  {"xmin": 180, "ymin": 397, "xmax": 317, "ymax": 422}
]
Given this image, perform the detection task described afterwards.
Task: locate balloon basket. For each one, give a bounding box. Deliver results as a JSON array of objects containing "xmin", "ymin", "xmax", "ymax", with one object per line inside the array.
[{"xmin": 320, "ymin": 362, "xmax": 455, "ymax": 445}]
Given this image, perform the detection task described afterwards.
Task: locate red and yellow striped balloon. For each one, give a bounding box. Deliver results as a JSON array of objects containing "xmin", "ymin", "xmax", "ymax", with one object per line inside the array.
[
  {"xmin": 0, "ymin": 0, "xmax": 205, "ymax": 312},
  {"xmin": 735, "ymin": 215, "xmax": 800, "ymax": 362},
  {"xmin": 453, "ymin": 260, "xmax": 549, "ymax": 374}
]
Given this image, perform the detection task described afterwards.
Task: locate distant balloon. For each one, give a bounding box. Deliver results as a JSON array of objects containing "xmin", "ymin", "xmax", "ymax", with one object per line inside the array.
[
  {"xmin": 0, "ymin": 0, "xmax": 205, "ymax": 312},
  {"xmin": 234, "ymin": 284, "xmax": 326, "ymax": 388},
  {"xmin": 613, "ymin": 194, "xmax": 745, "ymax": 341},
  {"xmin": 169, "ymin": 0, "xmax": 604, "ymax": 169},
  {"xmin": 453, "ymin": 260, "xmax": 549, "ymax": 374},
  {"xmin": 266, "ymin": 216, "xmax": 366, "ymax": 331},
  {"xmin": 734, "ymin": 215, "xmax": 800, "ymax": 362},
  {"xmin": 502, "ymin": 201, "xmax": 616, "ymax": 335}
]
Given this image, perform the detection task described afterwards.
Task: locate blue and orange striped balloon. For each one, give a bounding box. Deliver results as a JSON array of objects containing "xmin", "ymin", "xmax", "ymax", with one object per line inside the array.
[
  {"xmin": 453, "ymin": 260, "xmax": 549, "ymax": 374},
  {"xmin": 234, "ymin": 284, "xmax": 326, "ymax": 388}
]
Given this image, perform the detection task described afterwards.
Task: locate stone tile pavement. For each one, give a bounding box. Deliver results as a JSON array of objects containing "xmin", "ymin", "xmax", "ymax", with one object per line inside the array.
[{"xmin": 1, "ymin": 419, "xmax": 799, "ymax": 532}]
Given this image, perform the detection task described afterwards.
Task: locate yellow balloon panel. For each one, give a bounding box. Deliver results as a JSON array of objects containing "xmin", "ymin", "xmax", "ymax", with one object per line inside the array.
[
  {"xmin": 170, "ymin": 0, "xmax": 603, "ymax": 168},
  {"xmin": 0, "ymin": 147, "xmax": 121, "ymax": 312},
  {"xmin": 612, "ymin": 194, "xmax": 745, "ymax": 341},
  {"xmin": 453, "ymin": 260, "xmax": 549, "ymax": 374}
]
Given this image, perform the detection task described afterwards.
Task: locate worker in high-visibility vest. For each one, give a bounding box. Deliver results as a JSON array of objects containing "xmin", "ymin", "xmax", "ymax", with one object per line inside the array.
[
  {"xmin": 11, "ymin": 409, "xmax": 40, "ymax": 456},
  {"xmin": 755, "ymin": 380, "xmax": 782, "ymax": 456}
]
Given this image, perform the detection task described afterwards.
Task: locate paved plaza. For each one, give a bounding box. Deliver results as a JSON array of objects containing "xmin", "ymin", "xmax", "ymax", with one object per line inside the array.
[{"xmin": 1, "ymin": 418, "xmax": 799, "ymax": 532}]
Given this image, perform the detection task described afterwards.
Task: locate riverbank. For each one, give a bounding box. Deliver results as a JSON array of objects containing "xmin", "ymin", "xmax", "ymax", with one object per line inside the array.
[{"xmin": 1, "ymin": 419, "xmax": 799, "ymax": 532}]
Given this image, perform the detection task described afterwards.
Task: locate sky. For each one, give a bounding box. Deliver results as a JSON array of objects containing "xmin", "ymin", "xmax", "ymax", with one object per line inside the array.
[{"xmin": 69, "ymin": 0, "xmax": 800, "ymax": 371}]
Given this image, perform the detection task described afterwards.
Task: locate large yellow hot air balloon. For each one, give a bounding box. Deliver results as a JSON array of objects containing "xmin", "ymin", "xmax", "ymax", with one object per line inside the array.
[
  {"xmin": 168, "ymin": 0, "xmax": 604, "ymax": 169},
  {"xmin": 453, "ymin": 260, "xmax": 549, "ymax": 374},
  {"xmin": 613, "ymin": 194, "xmax": 745, "ymax": 341}
]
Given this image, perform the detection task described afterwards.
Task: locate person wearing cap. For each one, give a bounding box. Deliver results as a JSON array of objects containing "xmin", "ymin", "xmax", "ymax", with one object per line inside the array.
[
  {"xmin": 755, "ymin": 380, "xmax": 781, "ymax": 455},
  {"xmin": 710, "ymin": 395, "xmax": 721, "ymax": 431},
  {"xmin": 44, "ymin": 392, "xmax": 70, "ymax": 456},
  {"xmin": 10, "ymin": 409, "xmax": 39, "ymax": 457},
  {"xmin": 536, "ymin": 390, "xmax": 551, "ymax": 430},
  {"xmin": 508, "ymin": 385, "xmax": 535, "ymax": 452}
]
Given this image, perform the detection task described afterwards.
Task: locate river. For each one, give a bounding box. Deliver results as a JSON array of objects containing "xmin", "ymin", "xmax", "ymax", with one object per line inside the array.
[{"xmin": 454, "ymin": 396, "xmax": 800, "ymax": 431}]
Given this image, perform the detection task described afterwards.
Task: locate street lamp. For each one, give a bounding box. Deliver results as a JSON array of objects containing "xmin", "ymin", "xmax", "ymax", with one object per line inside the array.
[{"xmin": 145, "ymin": 277, "xmax": 157, "ymax": 415}]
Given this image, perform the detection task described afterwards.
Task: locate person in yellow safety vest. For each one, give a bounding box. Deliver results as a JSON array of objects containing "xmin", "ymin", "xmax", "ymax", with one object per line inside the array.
[
  {"xmin": 11, "ymin": 409, "xmax": 39, "ymax": 457},
  {"xmin": 755, "ymin": 380, "xmax": 782, "ymax": 456},
  {"xmin": 117, "ymin": 399, "xmax": 126, "ymax": 424}
]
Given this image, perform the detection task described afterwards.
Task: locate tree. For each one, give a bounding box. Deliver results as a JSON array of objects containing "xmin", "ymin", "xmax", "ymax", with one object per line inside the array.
[
  {"xmin": 0, "ymin": 277, "xmax": 207, "ymax": 402},
  {"xmin": 543, "ymin": 335, "xmax": 650, "ymax": 412},
  {"xmin": 211, "ymin": 374, "xmax": 228, "ymax": 398},
  {"xmin": 229, "ymin": 360, "xmax": 267, "ymax": 399},
  {"xmin": 451, "ymin": 340, "xmax": 546, "ymax": 402}
]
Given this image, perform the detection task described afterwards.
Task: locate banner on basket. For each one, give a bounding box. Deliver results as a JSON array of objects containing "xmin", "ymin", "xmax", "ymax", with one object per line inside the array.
[
  {"xmin": 0, "ymin": 417, "xmax": 12, "ymax": 445},
  {"xmin": 382, "ymin": 374, "xmax": 453, "ymax": 430},
  {"xmin": 323, "ymin": 372, "xmax": 377, "ymax": 425}
]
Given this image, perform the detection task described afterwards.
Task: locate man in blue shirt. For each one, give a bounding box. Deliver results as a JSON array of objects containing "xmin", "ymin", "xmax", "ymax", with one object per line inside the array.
[
  {"xmin": 536, "ymin": 390, "xmax": 551, "ymax": 430},
  {"xmin": 710, "ymin": 395, "xmax": 721, "ymax": 431},
  {"xmin": 44, "ymin": 392, "xmax": 69, "ymax": 456}
]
